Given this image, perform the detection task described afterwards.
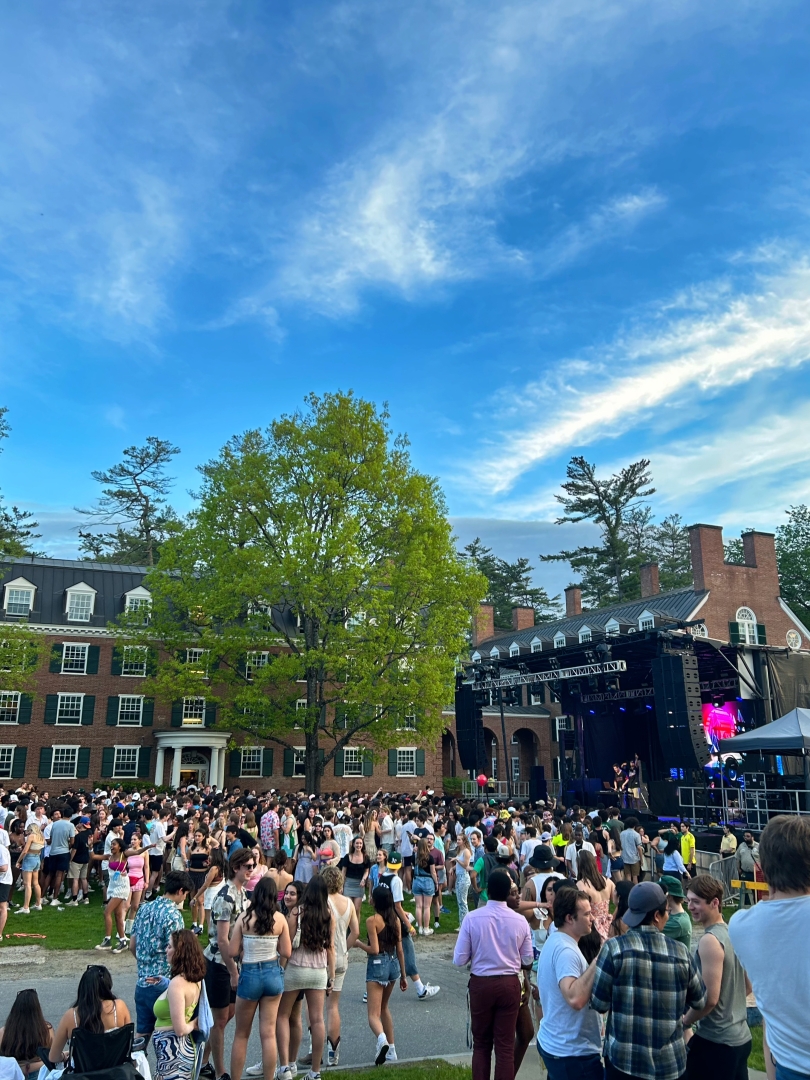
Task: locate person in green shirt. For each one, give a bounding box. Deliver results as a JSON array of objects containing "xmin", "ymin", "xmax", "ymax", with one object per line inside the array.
[{"xmin": 659, "ymin": 874, "xmax": 692, "ymax": 948}]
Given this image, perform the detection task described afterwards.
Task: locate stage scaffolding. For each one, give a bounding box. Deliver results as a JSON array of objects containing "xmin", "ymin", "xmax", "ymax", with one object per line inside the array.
[{"xmin": 679, "ymin": 776, "xmax": 810, "ymax": 828}]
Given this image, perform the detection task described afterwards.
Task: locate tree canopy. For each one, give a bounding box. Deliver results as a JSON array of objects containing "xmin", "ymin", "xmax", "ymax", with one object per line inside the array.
[
  {"xmin": 461, "ymin": 539, "xmax": 559, "ymax": 628},
  {"xmin": 776, "ymin": 506, "xmax": 810, "ymax": 627},
  {"xmin": 130, "ymin": 392, "xmax": 486, "ymax": 792}
]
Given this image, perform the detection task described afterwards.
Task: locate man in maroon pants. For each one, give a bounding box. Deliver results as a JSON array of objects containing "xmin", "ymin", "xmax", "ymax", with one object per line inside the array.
[{"xmin": 453, "ymin": 868, "xmax": 534, "ymax": 1080}]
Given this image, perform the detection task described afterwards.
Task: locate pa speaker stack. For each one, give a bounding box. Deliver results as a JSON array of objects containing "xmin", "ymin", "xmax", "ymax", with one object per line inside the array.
[
  {"xmin": 651, "ymin": 651, "xmax": 710, "ymax": 770},
  {"xmin": 454, "ymin": 683, "xmax": 487, "ymax": 773}
]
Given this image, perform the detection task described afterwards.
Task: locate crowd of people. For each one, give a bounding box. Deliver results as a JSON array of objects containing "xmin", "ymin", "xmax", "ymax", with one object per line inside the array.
[{"xmin": 0, "ymin": 780, "xmax": 807, "ymax": 1080}]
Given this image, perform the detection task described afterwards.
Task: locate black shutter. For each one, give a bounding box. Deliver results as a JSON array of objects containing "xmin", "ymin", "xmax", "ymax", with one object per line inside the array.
[
  {"xmin": 138, "ymin": 747, "xmax": 152, "ymax": 779},
  {"xmin": 81, "ymin": 695, "xmax": 95, "ymax": 725},
  {"xmin": 38, "ymin": 747, "xmax": 53, "ymax": 778},
  {"xmin": 86, "ymin": 646, "xmax": 100, "ymax": 675},
  {"xmin": 334, "ymin": 748, "xmax": 345, "ymax": 777},
  {"xmin": 283, "ymin": 748, "xmax": 294, "ymax": 777},
  {"xmin": 171, "ymin": 701, "xmax": 183, "ymax": 728},
  {"xmin": 416, "ymin": 748, "xmax": 425, "ymax": 776},
  {"xmin": 146, "ymin": 648, "xmax": 158, "ymax": 677},
  {"xmin": 262, "ymin": 748, "xmax": 274, "ymax": 777},
  {"xmin": 363, "ymin": 751, "xmax": 374, "ymax": 777},
  {"xmin": 141, "ymin": 699, "xmax": 154, "ymax": 727},
  {"xmin": 729, "ymin": 622, "xmax": 742, "ymax": 645},
  {"xmin": 111, "ymin": 648, "xmax": 123, "ymax": 676},
  {"xmin": 757, "ymin": 623, "xmax": 767, "ymax": 645},
  {"xmin": 17, "ymin": 695, "xmax": 32, "ymax": 724},
  {"xmin": 11, "ymin": 747, "xmax": 27, "ymax": 778},
  {"xmin": 76, "ymin": 747, "xmax": 91, "ymax": 778},
  {"xmin": 230, "ymin": 749, "xmax": 242, "ymax": 777},
  {"xmin": 106, "ymin": 696, "xmax": 120, "ymax": 726},
  {"xmin": 388, "ymin": 749, "xmax": 397, "ymax": 776},
  {"xmin": 49, "ymin": 645, "xmax": 63, "ymax": 673},
  {"xmin": 204, "ymin": 702, "xmax": 217, "ymax": 727},
  {"xmin": 101, "ymin": 747, "xmax": 115, "ymax": 778},
  {"xmin": 44, "ymin": 695, "xmax": 58, "ymax": 725}
]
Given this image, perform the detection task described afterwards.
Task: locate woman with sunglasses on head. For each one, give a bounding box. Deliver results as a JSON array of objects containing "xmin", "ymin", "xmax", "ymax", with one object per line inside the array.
[
  {"xmin": 0, "ymin": 988, "xmax": 52, "ymax": 1077},
  {"xmin": 49, "ymin": 965, "xmax": 131, "ymax": 1065}
]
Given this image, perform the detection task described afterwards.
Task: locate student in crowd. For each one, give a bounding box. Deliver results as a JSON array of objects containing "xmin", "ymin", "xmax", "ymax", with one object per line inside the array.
[
  {"xmin": 49, "ymin": 965, "xmax": 132, "ymax": 1065},
  {"xmin": 0, "ymin": 989, "xmax": 52, "ymax": 1078},
  {"xmin": 320, "ymin": 865, "xmax": 359, "ymax": 1068},
  {"xmin": 354, "ymin": 885, "xmax": 408, "ymax": 1066},
  {"xmin": 152, "ymin": 929, "xmax": 207, "ymax": 1080},
  {"xmin": 660, "ymin": 875, "xmax": 693, "ymax": 950}
]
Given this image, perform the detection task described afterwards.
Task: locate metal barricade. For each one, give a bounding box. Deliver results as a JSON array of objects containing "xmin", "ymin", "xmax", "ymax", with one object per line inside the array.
[{"xmin": 705, "ymin": 854, "xmax": 738, "ymax": 906}]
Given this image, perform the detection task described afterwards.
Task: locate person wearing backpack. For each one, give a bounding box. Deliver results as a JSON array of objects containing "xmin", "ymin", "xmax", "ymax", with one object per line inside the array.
[{"xmin": 472, "ymin": 836, "xmax": 500, "ymax": 903}]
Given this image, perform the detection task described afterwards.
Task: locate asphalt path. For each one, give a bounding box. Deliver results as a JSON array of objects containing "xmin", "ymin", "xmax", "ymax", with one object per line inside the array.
[{"xmin": 1, "ymin": 949, "xmax": 471, "ymax": 1075}]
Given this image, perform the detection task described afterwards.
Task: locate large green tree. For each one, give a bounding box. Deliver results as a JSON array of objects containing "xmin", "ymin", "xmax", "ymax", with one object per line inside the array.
[
  {"xmin": 129, "ymin": 393, "xmax": 486, "ymax": 793},
  {"xmin": 462, "ymin": 539, "xmax": 559, "ymax": 628},
  {"xmin": 776, "ymin": 506, "xmax": 810, "ymax": 626}
]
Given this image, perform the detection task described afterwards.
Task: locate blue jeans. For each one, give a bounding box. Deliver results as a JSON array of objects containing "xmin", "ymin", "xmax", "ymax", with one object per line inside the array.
[
  {"xmin": 135, "ymin": 978, "xmax": 170, "ymax": 1034},
  {"xmin": 412, "ymin": 874, "xmax": 435, "ymax": 896},
  {"xmin": 539, "ymin": 1049, "xmax": 604, "ymax": 1080},
  {"xmin": 237, "ymin": 959, "xmax": 284, "ymax": 1000},
  {"xmin": 401, "ymin": 932, "xmax": 418, "ymax": 977},
  {"xmin": 366, "ymin": 952, "xmax": 401, "ymax": 984},
  {"xmin": 776, "ymin": 1065, "xmax": 810, "ymax": 1080}
]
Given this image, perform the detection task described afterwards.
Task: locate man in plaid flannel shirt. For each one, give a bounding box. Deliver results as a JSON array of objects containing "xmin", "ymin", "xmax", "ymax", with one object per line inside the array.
[{"xmin": 591, "ymin": 882, "xmax": 706, "ymax": 1080}]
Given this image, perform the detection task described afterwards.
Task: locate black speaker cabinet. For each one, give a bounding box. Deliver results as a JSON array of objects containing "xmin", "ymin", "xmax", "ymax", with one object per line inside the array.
[
  {"xmin": 529, "ymin": 765, "xmax": 547, "ymax": 804},
  {"xmin": 652, "ymin": 652, "xmax": 710, "ymax": 769},
  {"xmin": 454, "ymin": 683, "xmax": 487, "ymax": 772}
]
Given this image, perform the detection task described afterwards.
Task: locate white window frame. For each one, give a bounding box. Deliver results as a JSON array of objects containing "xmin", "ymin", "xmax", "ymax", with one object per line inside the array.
[
  {"xmin": 117, "ymin": 695, "xmax": 144, "ymax": 726},
  {"xmin": 530, "ymin": 637, "xmax": 542, "ymax": 653},
  {"xmin": 398, "ymin": 709, "xmax": 417, "ymax": 732},
  {"xmin": 292, "ymin": 747, "xmax": 306, "ymax": 778},
  {"xmin": 3, "ymin": 577, "xmax": 35, "ymax": 617},
  {"xmin": 490, "ymin": 647, "xmax": 501, "ymax": 659},
  {"xmin": 51, "ymin": 745, "xmax": 79, "ymax": 779},
  {"xmin": 124, "ymin": 589, "xmax": 152, "ymax": 623},
  {"xmin": 639, "ymin": 611, "xmax": 655, "ymax": 632},
  {"xmin": 736, "ymin": 606, "xmax": 758, "ymax": 645},
  {"xmin": 511, "ymin": 731, "xmax": 519, "ymax": 745},
  {"xmin": 0, "ymin": 691, "xmax": 20, "ymax": 724},
  {"xmin": 396, "ymin": 746, "xmax": 417, "ymax": 777},
  {"xmin": 346, "ymin": 610, "xmax": 366, "ymax": 628},
  {"xmin": 56, "ymin": 692, "xmax": 84, "ymax": 725},
  {"xmin": 240, "ymin": 746, "xmax": 263, "ymax": 778},
  {"xmin": 578, "ymin": 626, "xmax": 592, "ymax": 644},
  {"xmin": 66, "ymin": 583, "xmax": 97, "ymax": 623},
  {"xmin": 605, "ymin": 619, "xmax": 621, "ymax": 637},
  {"xmin": 471, "ymin": 651, "xmax": 481, "ymax": 662},
  {"xmin": 121, "ymin": 645, "xmax": 148, "ymax": 677},
  {"xmin": 112, "ymin": 745, "xmax": 139, "ymax": 778},
  {"xmin": 491, "ymin": 754, "xmax": 498, "ymax": 779},
  {"xmin": 509, "ymin": 642, "xmax": 520, "ymax": 658},
  {"xmin": 61, "ymin": 643, "xmax": 89, "ymax": 675},
  {"xmin": 294, "ymin": 698, "xmax": 308, "ymax": 729},
  {"xmin": 553, "ymin": 634, "xmax": 567, "ymax": 649},
  {"xmin": 0, "ymin": 744, "xmax": 14, "ymax": 778},
  {"xmin": 182, "ymin": 697, "xmax": 206, "ymax": 726},
  {"xmin": 185, "ymin": 648, "xmax": 209, "ymax": 677},
  {"xmin": 512, "ymin": 756, "xmax": 520, "ymax": 784},
  {"xmin": 343, "ymin": 746, "xmax": 363, "ymax": 777},
  {"xmin": 530, "ymin": 692, "xmax": 544, "ymax": 705},
  {"xmin": 245, "ymin": 651, "xmax": 270, "ymax": 681}
]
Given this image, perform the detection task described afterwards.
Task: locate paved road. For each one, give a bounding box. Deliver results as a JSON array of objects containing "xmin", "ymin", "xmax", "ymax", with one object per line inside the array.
[{"xmin": 2, "ymin": 951, "xmax": 471, "ymax": 1074}]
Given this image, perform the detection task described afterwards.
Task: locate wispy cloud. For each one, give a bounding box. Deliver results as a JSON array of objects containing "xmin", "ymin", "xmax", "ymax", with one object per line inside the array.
[{"xmin": 103, "ymin": 405, "xmax": 127, "ymax": 430}]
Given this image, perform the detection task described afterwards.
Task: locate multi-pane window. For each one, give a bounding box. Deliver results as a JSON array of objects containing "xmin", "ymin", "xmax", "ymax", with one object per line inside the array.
[
  {"xmin": 579, "ymin": 629, "xmax": 592, "ymax": 643},
  {"xmin": 736, "ymin": 607, "xmax": 759, "ymax": 645},
  {"xmin": 399, "ymin": 711, "xmax": 417, "ymax": 731},
  {"xmin": 113, "ymin": 747, "xmax": 139, "ymax": 777},
  {"xmin": 292, "ymin": 749, "xmax": 306, "ymax": 777},
  {"xmin": 343, "ymin": 747, "xmax": 363, "ymax": 776},
  {"xmin": 241, "ymin": 748, "xmax": 263, "ymax": 777},
  {"xmin": 125, "ymin": 596, "xmax": 151, "ymax": 622},
  {"xmin": 6, "ymin": 588, "xmax": 33, "ymax": 616},
  {"xmin": 245, "ymin": 652, "xmax": 269, "ymax": 681},
  {"xmin": 396, "ymin": 748, "xmax": 416, "ymax": 776},
  {"xmin": 118, "ymin": 696, "xmax": 144, "ymax": 726},
  {"xmin": 0, "ymin": 692, "xmax": 20, "ymax": 723},
  {"xmin": 512, "ymin": 757, "xmax": 520, "ymax": 784},
  {"xmin": 57, "ymin": 694, "xmax": 83, "ymax": 724},
  {"xmin": 530, "ymin": 638, "xmax": 542, "ymax": 653},
  {"xmin": 294, "ymin": 699, "xmax": 307, "ymax": 729},
  {"xmin": 182, "ymin": 698, "xmax": 206, "ymax": 726},
  {"xmin": 554, "ymin": 635, "xmax": 566, "ymax": 649},
  {"xmin": 0, "ymin": 746, "xmax": 13, "ymax": 778},
  {"xmin": 509, "ymin": 643, "xmax": 520, "ymax": 658},
  {"xmin": 186, "ymin": 649, "xmax": 208, "ymax": 674},
  {"xmin": 122, "ymin": 646, "xmax": 148, "ymax": 677},
  {"xmin": 62, "ymin": 644, "xmax": 88, "ymax": 674},
  {"xmin": 67, "ymin": 591, "xmax": 93, "ymax": 622},
  {"xmin": 605, "ymin": 621, "xmax": 620, "ymax": 637},
  {"xmin": 639, "ymin": 616, "xmax": 655, "ymax": 631},
  {"xmin": 52, "ymin": 746, "xmax": 78, "ymax": 778}
]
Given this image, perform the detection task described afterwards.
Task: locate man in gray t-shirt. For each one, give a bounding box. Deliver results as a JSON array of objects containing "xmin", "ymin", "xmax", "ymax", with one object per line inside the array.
[
  {"xmin": 620, "ymin": 819, "xmax": 643, "ymax": 883},
  {"xmin": 48, "ymin": 817, "xmax": 76, "ymax": 905}
]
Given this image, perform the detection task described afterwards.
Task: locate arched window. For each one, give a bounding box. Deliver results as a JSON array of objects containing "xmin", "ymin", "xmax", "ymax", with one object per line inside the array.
[{"xmin": 735, "ymin": 606, "xmax": 759, "ymax": 646}]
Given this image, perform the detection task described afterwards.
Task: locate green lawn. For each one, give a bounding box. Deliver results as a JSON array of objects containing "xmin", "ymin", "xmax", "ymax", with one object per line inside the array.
[
  {"xmin": 750, "ymin": 1025, "xmax": 765, "ymax": 1073},
  {"xmin": 1, "ymin": 885, "xmax": 461, "ymax": 951},
  {"xmin": 335, "ymin": 1065, "xmax": 469, "ymax": 1080}
]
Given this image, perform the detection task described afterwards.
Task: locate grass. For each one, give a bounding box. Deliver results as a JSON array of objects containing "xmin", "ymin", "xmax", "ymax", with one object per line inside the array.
[
  {"xmin": 1, "ymin": 882, "xmax": 462, "ymax": 951},
  {"xmin": 750, "ymin": 1026, "xmax": 765, "ymax": 1073},
  {"xmin": 333, "ymin": 1065, "xmax": 470, "ymax": 1080}
]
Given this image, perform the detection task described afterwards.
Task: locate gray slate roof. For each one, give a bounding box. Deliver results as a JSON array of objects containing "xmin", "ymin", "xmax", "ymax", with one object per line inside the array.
[{"xmin": 476, "ymin": 587, "xmax": 707, "ymax": 654}]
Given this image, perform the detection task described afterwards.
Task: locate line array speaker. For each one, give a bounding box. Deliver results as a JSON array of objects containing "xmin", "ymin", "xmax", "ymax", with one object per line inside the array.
[
  {"xmin": 651, "ymin": 652, "xmax": 710, "ymax": 770},
  {"xmin": 454, "ymin": 683, "xmax": 487, "ymax": 772}
]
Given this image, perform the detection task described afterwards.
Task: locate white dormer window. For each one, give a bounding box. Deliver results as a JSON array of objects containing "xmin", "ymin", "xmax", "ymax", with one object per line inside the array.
[
  {"xmin": 490, "ymin": 646, "xmax": 501, "ymax": 659},
  {"xmin": 471, "ymin": 651, "xmax": 481, "ymax": 663},
  {"xmin": 3, "ymin": 577, "xmax": 35, "ymax": 617},
  {"xmin": 530, "ymin": 636, "xmax": 542, "ymax": 653},
  {"xmin": 347, "ymin": 610, "xmax": 366, "ymax": 628},
  {"xmin": 736, "ymin": 606, "xmax": 758, "ymax": 645},
  {"xmin": 639, "ymin": 611, "xmax": 655, "ymax": 632},
  {"xmin": 66, "ymin": 583, "xmax": 97, "ymax": 623},
  {"xmin": 579, "ymin": 626, "xmax": 592, "ymax": 644},
  {"xmin": 554, "ymin": 633, "xmax": 567, "ymax": 649},
  {"xmin": 509, "ymin": 642, "xmax": 520, "ymax": 658},
  {"xmin": 605, "ymin": 619, "xmax": 620, "ymax": 637},
  {"xmin": 124, "ymin": 585, "xmax": 151, "ymax": 622}
]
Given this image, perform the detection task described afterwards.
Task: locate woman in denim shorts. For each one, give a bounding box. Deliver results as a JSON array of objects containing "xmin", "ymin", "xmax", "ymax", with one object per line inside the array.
[
  {"xmin": 228, "ymin": 875, "xmax": 292, "ymax": 1080},
  {"xmin": 15, "ymin": 822, "xmax": 45, "ymax": 913},
  {"xmin": 354, "ymin": 886, "xmax": 407, "ymax": 1066}
]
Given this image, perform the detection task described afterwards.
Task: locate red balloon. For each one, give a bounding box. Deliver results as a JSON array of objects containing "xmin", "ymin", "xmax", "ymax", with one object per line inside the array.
[{"xmin": 477, "ymin": 774, "xmax": 487, "ymax": 787}]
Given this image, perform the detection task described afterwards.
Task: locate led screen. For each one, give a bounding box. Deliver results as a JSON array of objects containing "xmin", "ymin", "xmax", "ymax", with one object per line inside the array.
[{"xmin": 702, "ymin": 701, "xmax": 740, "ymax": 754}]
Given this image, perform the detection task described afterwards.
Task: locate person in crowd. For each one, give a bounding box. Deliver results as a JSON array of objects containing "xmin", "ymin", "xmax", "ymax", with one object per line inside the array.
[
  {"xmin": 202, "ymin": 846, "xmax": 255, "ymax": 1080},
  {"xmin": 379, "ymin": 806, "xmax": 395, "ymax": 854},
  {"xmin": 228, "ymin": 875, "xmax": 292, "ymax": 1080},
  {"xmin": 591, "ymin": 881, "xmax": 706, "ymax": 1080},
  {"xmin": 65, "ymin": 816, "xmax": 92, "ymax": 906},
  {"xmin": 14, "ymin": 822, "xmax": 44, "ymax": 914},
  {"xmin": 187, "ymin": 829, "xmax": 211, "ymax": 934},
  {"xmin": 320, "ymin": 865, "xmax": 359, "ymax": 1068},
  {"xmin": 363, "ymin": 809, "xmax": 381, "ymax": 868},
  {"xmin": 680, "ymin": 822, "xmax": 697, "ymax": 878},
  {"xmin": 729, "ymin": 814, "xmax": 810, "ymax": 1080},
  {"xmin": 720, "ymin": 824, "xmax": 738, "ymax": 859},
  {"xmin": 123, "ymin": 830, "xmax": 147, "ymax": 936},
  {"xmin": 376, "ymin": 853, "xmax": 440, "ymax": 1001},
  {"xmin": 734, "ymin": 830, "xmax": 761, "ymax": 908},
  {"xmin": 412, "ymin": 837, "xmax": 438, "ymax": 935},
  {"xmin": 97, "ymin": 836, "xmax": 131, "ymax": 953},
  {"xmin": 316, "ymin": 824, "xmax": 341, "ymax": 870},
  {"xmin": 660, "ymin": 875, "xmax": 693, "ymax": 950},
  {"xmin": 684, "ymin": 875, "xmax": 751, "ymax": 1080},
  {"xmin": 453, "ymin": 869, "xmax": 533, "ymax": 1080},
  {"xmin": 536, "ymin": 886, "xmax": 602, "ymax": 1080},
  {"xmin": 575, "ymin": 848, "xmax": 615, "ymax": 941},
  {"xmin": 260, "ymin": 801, "xmax": 280, "ymax": 861},
  {"xmin": 49, "ymin": 964, "xmax": 132, "ymax": 1064},
  {"xmin": 608, "ymin": 879, "xmax": 634, "ymax": 939},
  {"xmin": 661, "ymin": 830, "xmax": 689, "ymax": 881},
  {"xmin": 295, "ymin": 833, "xmax": 317, "ymax": 884},
  {"xmin": 354, "ymin": 884, "xmax": 408, "ymax": 1066},
  {"xmin": 146, "ymin": 809, "xmax": 173, "ymax": 898},
  {"xmin": 46, "ymin": 810, "xmax": 75, "ymax": 907},
  {"xmin": 339, "ymin": 836, "xmax": 370, "ymax": 916},
  {"xmin": 152, "ymin": 929, "xmax": 207, "ymax": 1080},
  {"xmin": 265, "ymin": 850, "xmax": 291, "ymax": 904},
  {"xmin": 129, "ymin": 870, "xmax": 193, "ymax": 1042},
  {"xmin": 0, "ymin": 826, "xmax": 11, "ymax": 943},
  {"xmin": 619, "ymin": 818, "xmax": 643, "ymax": 884},
  {"xmin": 0, "ymin": 989, "xmax": 52, "ymax": 1078},
  {"xmin": 454, "ymin": 831, "xmax": 473, "ymax": 925},
  {"xmin": 276, "ymin": 875, "xmax": 335, "ymax": 1080},
  {"xmin": 564, "ymin": 826, "xmax": 596, "ymax": 879}
]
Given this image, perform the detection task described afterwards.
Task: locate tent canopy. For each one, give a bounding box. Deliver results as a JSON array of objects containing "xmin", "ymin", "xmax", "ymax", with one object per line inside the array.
[{"xmin": 719, "ymin": 708, "xmax": 810, "ymax": 753}]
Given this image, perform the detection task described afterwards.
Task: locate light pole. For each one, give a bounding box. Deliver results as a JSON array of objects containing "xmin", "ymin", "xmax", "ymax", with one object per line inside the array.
[{"xmin": 495, "ymin": 685, "xmax": 513, "ymax": 802}]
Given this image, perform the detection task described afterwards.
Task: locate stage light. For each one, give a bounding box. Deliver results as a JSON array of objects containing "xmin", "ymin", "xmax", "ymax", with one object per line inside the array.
[
  {"xmin": 619, "ymin": 707, "xmax": 626, "ymax": 713},
  {"xmin": 584, "ymin": 649, "xmax": 597, "ymax": 664},
  {"xmin": 645, "ymin": 704, "xmax": 653, "ymax": 710},
  {"xmin": 589, "ymin": 709, "xmax": 595, "ymax": 715}
]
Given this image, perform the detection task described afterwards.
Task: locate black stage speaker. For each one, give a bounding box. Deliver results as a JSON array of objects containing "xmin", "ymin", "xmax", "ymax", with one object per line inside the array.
[
  {"xmin": 647, "ymin": 779, "xmax": 680, "ymax": 817},
  {"xmin": 652, "ymin": 652, "xmax": 710, "ymax": 769},
  {"xmin": 454, "ymin": 683, "xmax": 487, "ymax": 772},
  {"xmin": 529, "ymin": 765, "xmax": 547, "ymax": 804}
]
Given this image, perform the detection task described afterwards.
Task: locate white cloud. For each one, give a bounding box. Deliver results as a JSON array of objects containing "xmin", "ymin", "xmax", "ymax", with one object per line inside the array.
[
  {"xmin": 473, "ymin": 252, "xmax": 810, "ymax": 498},
  {"xmin": 103, "ymin": 405, "xmax": 127, "ymax": 430}
]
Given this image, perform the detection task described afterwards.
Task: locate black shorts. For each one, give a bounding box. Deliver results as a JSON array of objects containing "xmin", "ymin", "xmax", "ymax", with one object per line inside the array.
[
  {"xmin": 205, "ymin": 958, "xmax": 237, "ymax": 1009},
  {"xmin": 50, "ymin": 853, "xmax": 70, "ymax": 873},
  {"xmin": 403, "ymin": 855, "xmax": 414, "ymax": 868},
  {"xmin": 149, "ymin": 854, "xmax": 164, "ymax": 872},
  {"xmin": 0, "ymin": 883, "xmax": 10, "ymax": 904}
]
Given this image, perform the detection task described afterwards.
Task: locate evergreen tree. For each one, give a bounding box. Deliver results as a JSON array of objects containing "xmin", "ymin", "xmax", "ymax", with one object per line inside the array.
[
  {"xmin": 462, "ymin": 541, "xmax": 560, "ymax": 627},
  {"xmin": 776, "ymin": 506, "xmax": 810, "ymax": 626}
]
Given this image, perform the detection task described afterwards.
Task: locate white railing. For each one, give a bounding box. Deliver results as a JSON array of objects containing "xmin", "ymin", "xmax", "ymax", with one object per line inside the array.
[
  {"xmin": 461, "ymin": 780, "xmax": 530, "ymax": 799},
  {"xmin": 679, "ymin": 780, "xmax": 810, "ymax": 828}
]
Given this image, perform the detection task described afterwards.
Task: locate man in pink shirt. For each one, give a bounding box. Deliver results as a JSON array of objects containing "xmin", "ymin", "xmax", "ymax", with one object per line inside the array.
[{"xmin": 453, "ymin": 869, "xmax": 534, "ymax": 1080}]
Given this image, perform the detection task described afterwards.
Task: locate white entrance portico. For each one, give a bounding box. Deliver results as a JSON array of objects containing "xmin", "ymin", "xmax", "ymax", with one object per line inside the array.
[{"xmin": 154, "ymin": 729, "xmax": 232, "ymax": 790}]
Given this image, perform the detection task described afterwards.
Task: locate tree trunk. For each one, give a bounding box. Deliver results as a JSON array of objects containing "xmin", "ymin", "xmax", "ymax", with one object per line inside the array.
[{"xmin": 305, "ymin": 726, "xmax": 323, "ymax": 794}]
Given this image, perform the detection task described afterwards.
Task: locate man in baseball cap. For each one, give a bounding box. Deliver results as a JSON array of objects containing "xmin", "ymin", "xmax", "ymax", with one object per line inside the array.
[{"xmin": 591, "ymin": 881, "xmax": 706, "ymax": 1080}]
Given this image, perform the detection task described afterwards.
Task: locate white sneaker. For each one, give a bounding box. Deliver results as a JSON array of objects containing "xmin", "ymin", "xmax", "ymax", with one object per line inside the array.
[
  {"xmin": 423, "ymin": 927, "xmax": 434, "ymax": 936},
  {"xmin": 275, "ymin": 1068, "xmax": 294, "ymax": 1080},
  {"xmin": 374, "ymin": 1033, "xmax": 389, "ymax": 1066},
  {"xmin": 417, "ymin": 984, "xmax": 440, "ymax": 999},
  {"xmin": 302, "ymin": 1072, "xmax": 321, "ymax": 1080},
  {"xmin": 385, "ymin": 1049, "xmax": 397, "ymax": 1064},
  {"xmin": 245, "ymin": 1064, "xmax": 263, "ymax": 1077},
  {"xmin": 327, "ymin": 1040, "xmax": 340, "ymax": 1067},
  {"xmin": 49, "ymin": 899, "xmax": 61, "ymax": 907}
]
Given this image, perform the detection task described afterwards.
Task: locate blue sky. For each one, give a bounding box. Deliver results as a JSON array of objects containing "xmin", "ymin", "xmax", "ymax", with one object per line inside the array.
[{"xmin": 2, "ymin": 0, "xmax": 810, "ymax": 596}]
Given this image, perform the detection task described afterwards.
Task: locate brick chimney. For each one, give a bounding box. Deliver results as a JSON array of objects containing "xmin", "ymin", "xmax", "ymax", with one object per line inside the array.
[
  {"xmin": 742, "ymin": 531, "xmax": 777, "ymax": 573},
  {"xmin": 472, "ymin": 603, "xmax": 495, "ymax": 647},
  {"xmin": 564, "ymin": 585, "xmax": 582, "ymax": 618},
  {"xmin": 640, "ymin": 562, "xmax": 660, "ymax": 598},
  {"xmin": 688, "ymin": 524, "xmax": 725, "ymax": 592},
  {"xmin": 511, "ymin": 605, "xmax": 535, "ymax": 631}
]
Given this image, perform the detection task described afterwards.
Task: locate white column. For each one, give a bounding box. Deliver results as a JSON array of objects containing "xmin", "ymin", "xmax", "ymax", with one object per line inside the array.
[
  {"xmin": 209, "ymin": 748, "xmax": 220, "ymax": 790},
  {"xmin": 218, "ymin": 749, "xmax": 226, "ymax": 791},
  {"xmin": 171, "ymin": 747, "xmax": 182, "ymax": 790},
  {"xmin": 154, "ymin": 746, "xmax": 165, "ymax": 787}
]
